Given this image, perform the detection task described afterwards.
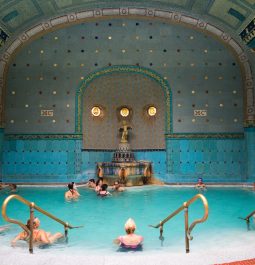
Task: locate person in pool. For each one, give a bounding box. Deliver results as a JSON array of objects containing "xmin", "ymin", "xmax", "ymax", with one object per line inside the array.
[
  {"xmin": 195, "ymin": 177, "xmax": 206, "ymax": 190},
  {"xmin": 98, "ymin": 183, "xmax": 111, "ymax": 197},
  {"xmin": 65, "ymin": 183, "xmax": 80, "ymax": 199},
  {"xmin": 112, "ymin": 181, "xmax": 125, "ymax": 192},
  {"xmin": 86, "ymin": 179, "xmax": 96, "ymax": 189},
  {"xmin": 95, "ymin": 178, "xmax": 103, "ymax": 193},
  {"xmin": 9, "ymin": 183, "xmax": 17, "ymax": 193},
  {"xmin": 114, "ymin": 218, "xmax": 143, "ymax": 250},
  {"xmin": 11, "ymin": 217, "xmax": 63, "ymax": 246}
]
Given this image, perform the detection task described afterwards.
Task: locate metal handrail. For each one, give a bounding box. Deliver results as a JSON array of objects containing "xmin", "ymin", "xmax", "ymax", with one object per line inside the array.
[
  {"xmin": 2, "ymin": 194, "xmax": 83, "ymax": 253},
  {"xmin": 149, "ymin": 193, "xmax": 209, "ymax": 253},
  {"xmin": 239, "ymin": 209, "xmax": 255, "ymax": 230}
]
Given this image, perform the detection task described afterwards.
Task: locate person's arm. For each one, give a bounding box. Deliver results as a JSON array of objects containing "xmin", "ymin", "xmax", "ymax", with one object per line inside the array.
[
  {"xmin": 11, "ymin": 232, "xmax": 24, "ymax": 246},
  {"xmin": 65, "ymin": 191, "xmax": 71, "ymax": 199},
  {"xmin": 113, "ymin": 236, "xmax": 122, "ymax": 245}
]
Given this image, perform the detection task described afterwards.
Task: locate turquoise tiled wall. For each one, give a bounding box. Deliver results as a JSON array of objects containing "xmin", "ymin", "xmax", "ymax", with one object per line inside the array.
[
  {"xmin": 2, "ymin": 137, "xmax": 250, "ymax": 183},
  {"xmin": 2, "ymin": 139, "xmax": 82, "ymax": 183},
  {"xmin": 0, "ymin": 129, "xmax": 4, "ymax": 179},
  {"xmin": 245, "ymin": 128, "xmax": 255, "ymax": 182},
  {"xmin": 165, "ymin": 138, "xmax": 246, "ymax": 183},
  {"xmin": 1, "ymin": 17, "xmax": 253, "ymax": 184},
  {"xmin": 2, "ymin": 141, "xmax": 166, "ymax": 183}
]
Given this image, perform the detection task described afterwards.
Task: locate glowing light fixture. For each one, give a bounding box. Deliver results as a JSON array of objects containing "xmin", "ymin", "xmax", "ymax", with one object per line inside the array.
[
  {"xmin": 148, "ymin": 106, "xmax": 157, "ymax": 116},
  {"xmin": 91, "ymin": 106, "xmax": 101, "ymax": 117},
  {"xmin": 120, "ymin": 107, "xmax": 129, "ymax": 117}
]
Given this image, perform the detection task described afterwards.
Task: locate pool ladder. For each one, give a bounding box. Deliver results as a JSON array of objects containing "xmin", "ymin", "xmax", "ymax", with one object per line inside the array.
[
  {"xmin": 149, "ymin": 193, "xmax": 209, "ymax": 253},
  {"xmin": 1, "ymin": 194, "xmax": 83, "ymax": 254},
  {"xmin": 239, "ymin": 210, "xmax": 255, "ymax": 230}
]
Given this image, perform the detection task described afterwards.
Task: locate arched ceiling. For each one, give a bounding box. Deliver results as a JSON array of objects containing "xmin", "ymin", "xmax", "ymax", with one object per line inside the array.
[{"xmin": 0, "ymin": 0, "xmax": 254, "ymax": 51}]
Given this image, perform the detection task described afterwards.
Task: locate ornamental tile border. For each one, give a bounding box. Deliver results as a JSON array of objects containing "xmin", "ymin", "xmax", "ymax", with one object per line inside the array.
[
  {"xmin": 4, "ymin": 133, "xmax": 244, "ymax": 140},
  {"xmin": 5, "ymin": 134, "xmax": 83, "ymax": 140},
  {"xmin": 166, "ymin": 133, "xmax": 244, "ymax": 139}
]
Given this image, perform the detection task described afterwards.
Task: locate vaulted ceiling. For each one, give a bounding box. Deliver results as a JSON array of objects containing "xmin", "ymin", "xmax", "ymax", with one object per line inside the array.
[{"xmin": 0, "ymin": 0, "xmax": 254, "ymax": 51}]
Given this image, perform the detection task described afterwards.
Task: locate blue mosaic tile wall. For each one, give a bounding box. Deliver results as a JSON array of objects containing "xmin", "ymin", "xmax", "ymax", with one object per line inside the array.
[
  {"xmin": 2, "ymin": 139, "xmax": 82, "ymax": 183},
  {"xmin": 0, "ymin": 129, "xmax": 4, "ymax": 176},
  {"xmin": 1, "ymin": 17, "xmax": 251, "ymax": 183},
  {"xmin": 2, "ymin": 139, "xmax": 166, "ymax": 183},
  {"xmin": 2, "ymin": 137, "xmax": 248, "ymax": 183},
  {"xmin": 5, "ymin": 18, "xmax": 243, "ymax": 134},
  {"xmin": 165, "ymin": 138, "xmax": 246, "ymax": 183},
  {"xmin": 245, "ymin": 128, "xmax": 255, "ymax": 182}
]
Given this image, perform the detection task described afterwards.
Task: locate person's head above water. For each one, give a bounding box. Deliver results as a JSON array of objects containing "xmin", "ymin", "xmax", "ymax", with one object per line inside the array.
[
  {"xmin": 101, "ymin": 183, "xmax": 108, "ymax": 191},
  {"xmin": 114, "ymin": 181, "xmax": 120, "ymax": 187},
  {"xmin": 26, "ymin": 217, "xmax": 40, "ymax": 230},
  {"xmin": 68, "ymin": 183, "xmax": 73, "ymax": 190},
  {"xmin": 198, "ymin": 177, "xmax": 203, "ymax": 183},
  {"xmin": 124, "ymin": 218, "xmax": 136, "ymax": 234}
]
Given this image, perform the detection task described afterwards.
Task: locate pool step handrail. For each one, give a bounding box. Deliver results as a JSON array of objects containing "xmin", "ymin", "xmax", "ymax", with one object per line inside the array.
[
  {"xmin": 2, "ymin": 194, "xmax": 83, "ymax": 253},
  {"xmin": 239, "ymin": 209, "xmax": 255, "ymax": 230},
  {"xmin": 149, "ymin": 193, "xmax": 209, "ymax": 253}
]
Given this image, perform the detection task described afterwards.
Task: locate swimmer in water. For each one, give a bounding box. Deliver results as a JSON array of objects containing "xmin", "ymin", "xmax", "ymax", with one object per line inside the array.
[
  {"xmin": 11, "ymin": 217, "xmax": 63, "ymax": 247},
  {"xmin": 114, "ymin": 218, "xmax": 143, "ymax": 250}
]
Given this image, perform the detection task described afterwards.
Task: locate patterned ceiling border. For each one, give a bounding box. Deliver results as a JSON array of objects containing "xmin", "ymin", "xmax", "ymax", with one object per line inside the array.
[
  {"xmin": 166, "ymin": 133, "xmax": 244, "ymax": 139},
  {"xmin": 5, "ymin": 133, "xmax": 83, "ymax": 140},
  {"xmin": 0, "ymin": 7, "xmax": 254, "ymax": 128},
  {"xmin": 75, "ymin": 65, "xmax": 172, "ymax": 134}
]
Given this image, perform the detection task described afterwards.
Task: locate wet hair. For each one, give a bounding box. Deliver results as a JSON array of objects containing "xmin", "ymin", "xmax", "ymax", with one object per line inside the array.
[
  {"xmin": 89, "ymin": 179, "xmax": 95, "ymax": 183},
  {"xmin": 68, "ymin": 183, "xmax": 73, "ymax": 190},
  {"xmin": 101, "ymin": 184, "xmax": 108, "ymax": 191},
  {"xmin": 25, "ymin": 217, "xmax": 39, "ymax": 231},
  {"xmin": 96, "ymin": 179, "xmax": 103, "ymax": 186},
  {"xmin": 125, "ymin": 227, "xmax": 135, "ymax": 234}
]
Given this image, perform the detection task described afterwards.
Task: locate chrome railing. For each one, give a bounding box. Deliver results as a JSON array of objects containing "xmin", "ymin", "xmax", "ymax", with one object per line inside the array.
[
  {"xmin": 2, "ymin": 194, "xmax": 83, "ymax": 253},
  {"xmin": 239, "ymin": 210, "xmax": 255, "ymax": 230},
  {"xmin": 149, "ymin": 193, "xmax": 209, "ymax": 253}
]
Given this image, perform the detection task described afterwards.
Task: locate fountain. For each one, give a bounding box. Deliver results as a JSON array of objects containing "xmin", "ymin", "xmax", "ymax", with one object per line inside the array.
[{"xmin": 97, "ymin": 121, "xmax": 153, "ymax": 186}]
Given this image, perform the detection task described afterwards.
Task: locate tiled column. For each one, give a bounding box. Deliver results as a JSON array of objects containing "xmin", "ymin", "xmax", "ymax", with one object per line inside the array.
[
  {"xmin": 245, "ymin": 127, "xmax": 255, "ymax": 182},
  {"xmin": 0, "ymin": 128, "xmax": 4, "ymax": 180}
]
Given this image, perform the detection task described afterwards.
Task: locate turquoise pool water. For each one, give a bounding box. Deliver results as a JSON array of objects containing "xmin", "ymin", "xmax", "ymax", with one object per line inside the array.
[{"xmin": 0, "ymin": 186, "xmax": 254, "ymax": 254}]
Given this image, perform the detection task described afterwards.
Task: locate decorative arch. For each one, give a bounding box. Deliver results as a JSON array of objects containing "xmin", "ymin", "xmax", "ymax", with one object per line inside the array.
[
  {"xmin": 0, "ymin": 7, "xmax": 254, "ymax": 128},
  {"xmin": 75, "ymin": 65, "xmax": 172, "ymax": 134}
]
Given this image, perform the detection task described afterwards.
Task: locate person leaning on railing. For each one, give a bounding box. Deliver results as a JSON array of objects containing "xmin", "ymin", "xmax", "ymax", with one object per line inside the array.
[{"xmin": 11, "ymin": 217, "xmax": 63, "ymax": 247}]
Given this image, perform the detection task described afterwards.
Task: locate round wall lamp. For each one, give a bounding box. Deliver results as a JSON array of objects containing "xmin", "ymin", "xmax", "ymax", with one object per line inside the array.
[
  {"xmin": 120, "ymin": 107, "xmax": 130, "ymax": 117},
  {"xmin": 147, "ymin": 106, "xmax": 157, "ymax": 116},
  {"xmin": 91, "ymin": 106, "xmax": 101, "ymax": 117}
]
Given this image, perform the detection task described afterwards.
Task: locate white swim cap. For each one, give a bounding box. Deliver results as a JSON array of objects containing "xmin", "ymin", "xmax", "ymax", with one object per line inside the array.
[{"xmin": 124, "ymin": 218, "xmax": 136, "ymax": 230}]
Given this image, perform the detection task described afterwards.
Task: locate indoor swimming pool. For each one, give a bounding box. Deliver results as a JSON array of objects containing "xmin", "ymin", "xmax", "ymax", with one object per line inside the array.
[{"xmin": 0, "ymin": 186, "xmax": 255, "ymax": 265}]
